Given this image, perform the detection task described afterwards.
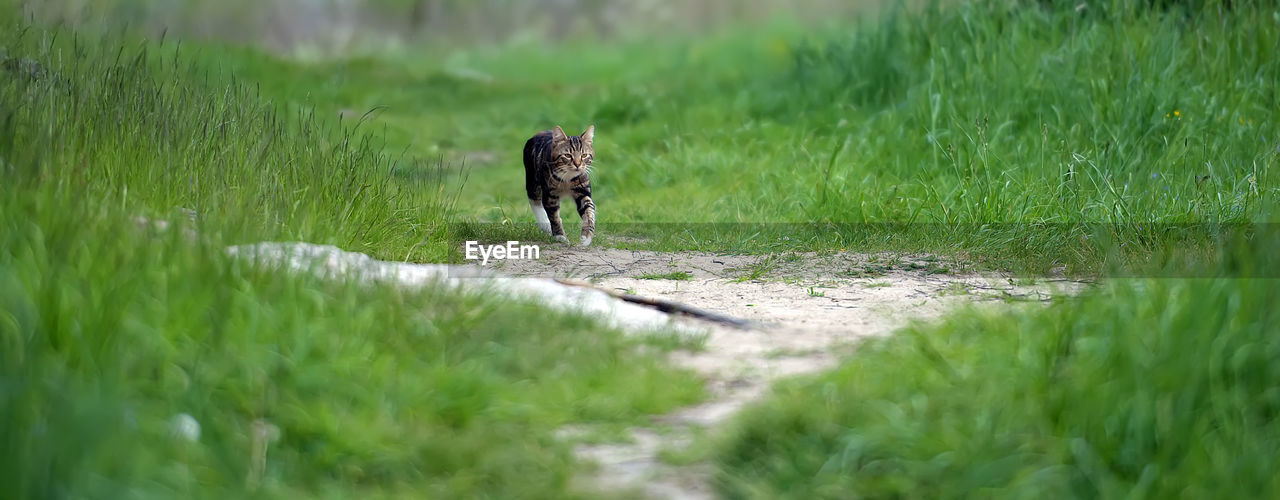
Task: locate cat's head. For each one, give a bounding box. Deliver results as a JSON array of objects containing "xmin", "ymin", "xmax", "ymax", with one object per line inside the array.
[{"xmin": 550, "ymin": 125, "xmax": 594, "ymax": 176}]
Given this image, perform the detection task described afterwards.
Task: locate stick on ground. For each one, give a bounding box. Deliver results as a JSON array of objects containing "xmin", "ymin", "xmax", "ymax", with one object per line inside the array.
[{"xmin": 554, "ymin": 278, "xmax": 756, "ymax": 329}]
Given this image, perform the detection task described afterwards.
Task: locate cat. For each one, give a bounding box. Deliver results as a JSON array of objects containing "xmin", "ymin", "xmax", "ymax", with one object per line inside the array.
[{"xmin": 523, "ymin": 125, "xmax": 596, "ymax": 246}]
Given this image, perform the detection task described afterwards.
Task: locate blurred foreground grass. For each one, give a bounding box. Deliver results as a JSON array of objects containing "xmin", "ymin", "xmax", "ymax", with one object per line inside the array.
[{"xmin": 713, "ymin": 240, "xmax": 1280, "ymax": 498}]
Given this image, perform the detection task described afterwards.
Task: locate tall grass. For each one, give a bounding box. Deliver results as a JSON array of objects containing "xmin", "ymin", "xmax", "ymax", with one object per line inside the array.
[
  {"xmin": 250, "ymin": 0, "xmax": 1276, "ymax": 271},
  {"xmin": 1, "ymin": 18, "xmax": 456, "ymax": 262},
  {"xmin": 711, "ymin": 233, "xmax": 1280, "ymax": 498},
  {"xmin": 0, "ymin": 16, "xmax": 703, "ymax": 498},
  {"xmin": 6, "ymin": 0, "xmax": 1277, "ymax": 495},
  {"xmin": 699, "ymin": 4, "xmax": 1280, "ymax": 496},
  {"xmin": 733, "ymin": 0, "xmax": 1278, "ymax": 268},
  {"xmin": 783, "ymin": 1, "xmax": 1276, "ymax": 226}
]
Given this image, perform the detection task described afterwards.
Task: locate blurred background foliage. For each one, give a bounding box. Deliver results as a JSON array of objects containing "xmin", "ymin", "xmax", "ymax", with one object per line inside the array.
[{"xmin": 21, "ymin": 0, "xmax": 882, "ymax": 56}]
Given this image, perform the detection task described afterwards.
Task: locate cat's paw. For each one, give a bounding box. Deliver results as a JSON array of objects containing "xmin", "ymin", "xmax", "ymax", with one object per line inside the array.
[
  {"xmin": 537, "ymin": 222, "xmax": 553, "ymax": 235},
  {"xmin": 579, "ymin": 235, "xmax": 592, "ymax": 247},
  {"xmin": 554, "ymin": 234, "xmax": 569, "ymax": 244}
]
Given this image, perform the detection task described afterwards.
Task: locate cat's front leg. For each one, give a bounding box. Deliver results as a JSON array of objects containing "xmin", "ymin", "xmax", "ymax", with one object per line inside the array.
[
  {"xmin": 542, "ymin": 192, "xmax": 569, "ymax": 243},
  {"xmin": 528, "ymin": 198, "xmax": 552, "ymax": 234},
  {"xmin": 572, "ymin": 185, "xmax": 595, "ymax": 247}
]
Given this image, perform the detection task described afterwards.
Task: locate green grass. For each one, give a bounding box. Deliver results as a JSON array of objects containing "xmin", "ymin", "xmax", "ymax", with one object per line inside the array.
[
  {"xmin": 21, "ymin": 1, "xmax": 1261, "ymax": 273},
  {"xmin": 711, "ymin": 238, "xmax": 1280, "ymax": 498},
  {"xmin": 697, "ymin": 4, "xmax": 1280, "ymax": 497},
  {"xmin": 727, "ymin": 256, "xmax": 781, "ymax": 283},
  {"xmin": 636, "ymin": 271, "xmax": 693, "ymax": 281},
  {"xmin": 0, "ymin": 16, "xmax": 704, "ymax": 499},
  {"xmin": 7, "ymin": 0, "xmax": 1280, "ymax": 498},
  {"xmin": 161, "ymin": 0, "xmax": 1277, "ymax": 273}
]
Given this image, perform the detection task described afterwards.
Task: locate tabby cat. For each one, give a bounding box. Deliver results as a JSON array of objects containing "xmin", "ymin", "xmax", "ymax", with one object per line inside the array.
[{"xmin": 523, "ymin": 125, "xmax": 596, "ymax": 246}]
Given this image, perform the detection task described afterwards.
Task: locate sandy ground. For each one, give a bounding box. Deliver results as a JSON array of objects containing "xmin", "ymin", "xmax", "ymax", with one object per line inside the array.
[{"xmin": 493, "ymin": 245, "xmax": 1089, "ymax": 499}]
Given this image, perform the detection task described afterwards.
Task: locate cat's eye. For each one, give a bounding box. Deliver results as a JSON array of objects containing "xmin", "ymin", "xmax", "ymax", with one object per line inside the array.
[{"xmin": 558, "ymin": 154, "xmax": 570, "ymax": 161}]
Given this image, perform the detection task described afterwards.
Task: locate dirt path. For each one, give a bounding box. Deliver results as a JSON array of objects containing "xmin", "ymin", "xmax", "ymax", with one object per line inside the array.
[
  {"xmin": 231, "ymin": 241, "xmax": 1086, "ymax": 499},
  {"xmin": 494, "ymin": 246, "xmax": 1087, "ymax": 499}
]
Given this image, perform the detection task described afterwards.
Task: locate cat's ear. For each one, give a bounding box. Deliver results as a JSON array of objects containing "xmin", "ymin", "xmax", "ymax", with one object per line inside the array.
[
  {"xmin": 551, "ymin": 126, "xmax": 568, "ymax": 143},
  {"xmin": 581, "ymin": 125, "xmax": 595, "ymax": 144}
]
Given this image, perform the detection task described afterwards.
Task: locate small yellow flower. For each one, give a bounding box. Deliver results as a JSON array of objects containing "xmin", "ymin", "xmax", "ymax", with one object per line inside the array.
[
  {"xmin": 1165, "ymin": 113, "xmax": 1171, "ymax": 118},
  {"xmin": 1239, "ymin": 116, "xmax": 1245, "ymax": 124},
  {"xmin": 768, "ymin": 37, "xmax": 790, "ymax": 59},
  {"xmin": 1174, "ymin": 110, "xmax": 1182, "ymax": 117}
]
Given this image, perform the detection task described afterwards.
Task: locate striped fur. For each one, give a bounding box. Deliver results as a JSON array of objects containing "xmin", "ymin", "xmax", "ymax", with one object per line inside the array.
[{"xmin": 523, "ymin": 125, "xmax": 596, "ymax": 246}]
